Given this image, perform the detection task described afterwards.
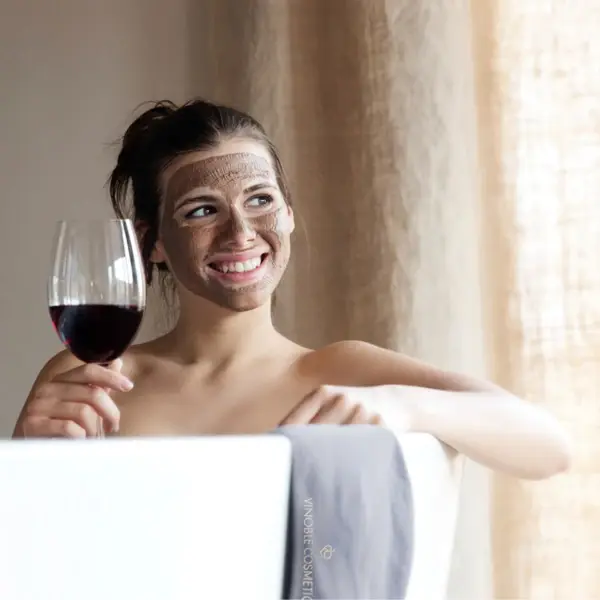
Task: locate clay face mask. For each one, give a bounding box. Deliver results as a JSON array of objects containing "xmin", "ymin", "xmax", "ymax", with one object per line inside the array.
[
  {"xmin": 165, "ymin": 153, "xmax": 274, "ymax": 207},
  {"xmin": 158, "ymin": 152, "xmax": 293, "ymax": 312}
]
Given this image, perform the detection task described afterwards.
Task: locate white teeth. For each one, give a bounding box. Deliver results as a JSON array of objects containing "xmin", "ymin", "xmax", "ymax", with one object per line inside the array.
[{"xmin": 215, "ymin": 257, "xmax": 262, "ymax": 273}]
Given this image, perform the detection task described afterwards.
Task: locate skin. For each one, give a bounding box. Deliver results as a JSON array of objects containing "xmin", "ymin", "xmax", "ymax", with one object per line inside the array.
[{"xmin": 13, "ymin": 138, "xmax": 573, "ymax": 480}]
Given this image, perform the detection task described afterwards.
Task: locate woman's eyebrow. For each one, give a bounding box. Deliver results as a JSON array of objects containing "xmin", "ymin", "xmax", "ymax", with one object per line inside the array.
[
  {"xmin": 172, "ymin": 180, "xmax": 279, "ymax": 211},
  {"xmin": 243, "ymin": 181, "xmax": 278, "ymax": 194},
  {"xmin": 170, "ymin": 187, "xmax": 220, "ymax": 210}
]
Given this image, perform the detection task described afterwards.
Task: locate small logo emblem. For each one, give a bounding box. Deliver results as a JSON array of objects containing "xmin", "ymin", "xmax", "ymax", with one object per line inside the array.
[{"xmin": 320, "ymin": 545, "xmax": 335, "ymax": 560}]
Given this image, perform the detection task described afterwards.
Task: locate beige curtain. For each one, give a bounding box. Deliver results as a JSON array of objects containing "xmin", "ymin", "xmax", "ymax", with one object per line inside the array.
[
  {"xmin": 474, "ymin": 1, "xmax": 600, "ymax": 598},
  {"xmin": 190, "ymin": 0, "xmax": 597, "ymax": 597}
]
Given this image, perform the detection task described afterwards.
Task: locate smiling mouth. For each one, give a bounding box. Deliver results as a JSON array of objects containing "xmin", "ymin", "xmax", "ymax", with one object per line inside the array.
[{"xmin": 208, "ymin": 253, "xmax": 269, "ymax": 275}]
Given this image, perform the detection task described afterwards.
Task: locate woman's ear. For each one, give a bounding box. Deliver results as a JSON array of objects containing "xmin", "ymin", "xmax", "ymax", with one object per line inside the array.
[
  {"xmin": 150, "ymin": 240, "xmax": 167, "ymax": 264},
  {"xmin": 134, "ymin": 220, "xmax": 166, "ymax": 264},
  {"xmin": 285, "ymin": 204, "xmax": 295, "ymax": 234}
]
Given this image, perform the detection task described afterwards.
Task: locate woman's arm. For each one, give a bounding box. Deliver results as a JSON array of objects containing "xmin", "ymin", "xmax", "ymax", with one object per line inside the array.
[{"xmin": 310, "ymin": 341, "xmax": 573, "ymax": 480}]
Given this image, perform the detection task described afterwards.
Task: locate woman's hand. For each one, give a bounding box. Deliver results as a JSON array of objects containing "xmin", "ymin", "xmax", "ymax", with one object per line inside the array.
[
  {"xmin": 21, "ymin": 359, "xmax": 133, "ymax": 438},
  {"xmin": 280, "ymin": 384, "xmax": 413, "ymax": 430}
]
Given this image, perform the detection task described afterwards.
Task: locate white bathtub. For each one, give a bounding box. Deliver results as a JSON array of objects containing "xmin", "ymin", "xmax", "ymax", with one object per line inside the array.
[
  {"xmin": 399, "ymin": 433, "xmax": 465, "ymax": 600},
  {"xmin": 0, "ymin": 433, "xmax": 463, "ymax": 599}
]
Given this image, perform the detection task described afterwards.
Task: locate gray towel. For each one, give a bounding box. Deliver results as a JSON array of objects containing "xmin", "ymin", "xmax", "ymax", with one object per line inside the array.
[{"xmin": 276, "ymin": 424, "xmax": 413, "ymax": 600}]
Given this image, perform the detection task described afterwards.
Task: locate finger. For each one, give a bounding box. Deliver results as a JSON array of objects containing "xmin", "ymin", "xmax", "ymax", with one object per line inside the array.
[
  {"xmin": 32, "ymin": 385, "xmax": 120, "ymax": 432},
  {"xmin": 312, "ymin": 395, "xmax": 354, "ymax": 424},
  {"xmin": 105, "ymin": 358, "xmax": 124, "ymax": 374},
  {"xmin": 23, "ymin": 416, "xmax": 87, "ymax": 439},
  {"xmin": 346, "ymin": 405, "xmax": 385, "ymax": 426},
  {"xmin": 369, "ymin": 412, "xmax": 385, "ymax": 426},
  {"xmin": 280, "ymin": 386, "xmax": 330, "ymax": 425},
  {"xmin": 45, "ymin": 401, "xmax": 106, "ymax": 437},
  {"xmin": 53, "ymin": 362, "xmax": 133, "ymax": 393},
  {"xmin": 346, "ymin": 404, "xmax": 370, "ymax": 425}
]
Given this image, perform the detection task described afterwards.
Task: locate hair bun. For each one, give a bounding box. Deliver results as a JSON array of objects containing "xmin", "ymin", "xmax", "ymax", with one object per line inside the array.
[{"xmin": 118, "ymin": 101, "xmax": 177, "ymax": 172}]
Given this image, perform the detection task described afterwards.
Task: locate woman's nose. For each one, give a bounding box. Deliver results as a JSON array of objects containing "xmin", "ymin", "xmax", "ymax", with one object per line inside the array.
[{"xmin": 223, "ymin": 210, "xmax": 256, "ymax": 245}]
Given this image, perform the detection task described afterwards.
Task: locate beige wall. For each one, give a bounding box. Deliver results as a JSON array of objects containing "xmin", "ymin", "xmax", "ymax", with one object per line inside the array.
[{"xmin": 0, "ymin": 0, "xmax": 190, "ymax": 434}]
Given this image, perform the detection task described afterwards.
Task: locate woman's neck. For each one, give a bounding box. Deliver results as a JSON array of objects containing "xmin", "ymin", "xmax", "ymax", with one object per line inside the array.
[{"xmin": 162, "ymin": 294, "xmax": 283, "ymax": 367}]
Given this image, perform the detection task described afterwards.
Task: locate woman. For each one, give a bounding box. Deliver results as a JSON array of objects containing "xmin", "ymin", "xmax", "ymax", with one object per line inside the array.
[{"xmin": 12, "ymin": 99, "xmax": 572, "ymax": 480}]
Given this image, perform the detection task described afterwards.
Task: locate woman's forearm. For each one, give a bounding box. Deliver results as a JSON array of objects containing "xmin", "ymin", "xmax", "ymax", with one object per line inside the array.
[
  {"xmin": 370, "ymin": 384, "xmax": 573, "ymax": 480},
  {"xmin": 407, "ymin": 386, "xmax": 573, "ymax": 479}
]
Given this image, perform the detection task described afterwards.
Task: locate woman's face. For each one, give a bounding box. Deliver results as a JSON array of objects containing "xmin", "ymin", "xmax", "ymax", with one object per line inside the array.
[{"xmin": 154, "ymin": 138, "xmax": 294, "ymax": 312}]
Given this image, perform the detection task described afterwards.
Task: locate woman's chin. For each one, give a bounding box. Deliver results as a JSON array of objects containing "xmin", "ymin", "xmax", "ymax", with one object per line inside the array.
[
  {"xmin": 215, "ymin": 291, "xmax": 273, "ymax": 313},
  {"xmin": 184, "ymin": 284, "xmax": 274, "ymax": 313}
]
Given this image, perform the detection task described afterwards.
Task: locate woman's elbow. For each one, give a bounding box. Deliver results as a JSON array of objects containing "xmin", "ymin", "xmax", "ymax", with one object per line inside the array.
[
  {"xmin": 524, "ymin": 428, "xmax": 574, "ymax": 480},
  {"xmin": 547, "ymin": 431, "xmax": 574, "ymax": 477}
]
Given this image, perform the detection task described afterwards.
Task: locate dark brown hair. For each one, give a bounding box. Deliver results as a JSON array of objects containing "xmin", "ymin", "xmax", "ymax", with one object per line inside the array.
[{"xmin": 108, "ymin": 98, "xmax": 290, "ymax": 285}]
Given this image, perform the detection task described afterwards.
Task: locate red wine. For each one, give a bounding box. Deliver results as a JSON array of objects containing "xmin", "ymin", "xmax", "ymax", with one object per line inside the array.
[{"xmin": 49, "ymin": 304, "xmax": 143, "ymax": 364}]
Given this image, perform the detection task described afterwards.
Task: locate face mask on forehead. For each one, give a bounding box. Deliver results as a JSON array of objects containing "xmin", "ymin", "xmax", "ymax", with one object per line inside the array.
[{"xmin": 165, "ymin": 152, "xmax": 275, "ymax": 202}]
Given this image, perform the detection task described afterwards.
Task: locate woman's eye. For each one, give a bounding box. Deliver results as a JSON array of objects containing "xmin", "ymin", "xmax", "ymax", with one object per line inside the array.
[
  {"xmin": 185, "ymin": 205, "xmax": 217, "ymax": 219},
  {"xmin": 246, "ymin": 195, "xmax": 274, "ymax": 208}
]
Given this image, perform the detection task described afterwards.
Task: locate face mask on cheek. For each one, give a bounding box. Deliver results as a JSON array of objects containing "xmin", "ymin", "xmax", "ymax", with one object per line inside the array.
[
  {"xmin": 249, "ymin": 207, "xmax": 292, "ymax": 273},
  {"xmin": 157, "ymin": 213, "xmax": 212, "ymax": 292},
  {"xmin": 158, "ymin": 205, "xmax": 293, "ymax": 311}
]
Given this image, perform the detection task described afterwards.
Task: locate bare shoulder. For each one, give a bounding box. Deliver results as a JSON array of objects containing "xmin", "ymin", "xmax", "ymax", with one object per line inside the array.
[
  {"xmin": 300, "ymin": 340, "xmax": 496, "ymax": 392},
  {"xmin": 298, "ymin": 340, "xmax": 421, "ymax": 386},
  {"xmin": 32, "ymin": 349, "xmax": 83, "ymax": 385},
  {"xmin": 119, "ymin": 338, "xmax": 168, "ymax": 379}
]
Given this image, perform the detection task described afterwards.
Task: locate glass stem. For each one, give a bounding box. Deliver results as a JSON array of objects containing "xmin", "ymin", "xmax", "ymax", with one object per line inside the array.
[
  {"xmin": 97, "ymin": 414, "xmax": 105, "ymax": 439},
  {"xmin": 97, "ymin": 361, "xmax": 109, "ymax": 438}
]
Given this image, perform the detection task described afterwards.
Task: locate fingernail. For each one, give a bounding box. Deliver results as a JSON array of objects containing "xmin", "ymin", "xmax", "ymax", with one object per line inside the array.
[
  {"xmin": 106, "ymin": 422, "xmax": 120, "ymax": 436},
  {"xmin": 121, "ymin": 379, "xmax": 134, "ymax": 391}
]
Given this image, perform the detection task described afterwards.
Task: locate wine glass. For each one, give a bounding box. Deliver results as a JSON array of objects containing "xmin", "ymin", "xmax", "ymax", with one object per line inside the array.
[{"xmin": 48, "ymin": 219, "xmax": 146, "ymax": 436}]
